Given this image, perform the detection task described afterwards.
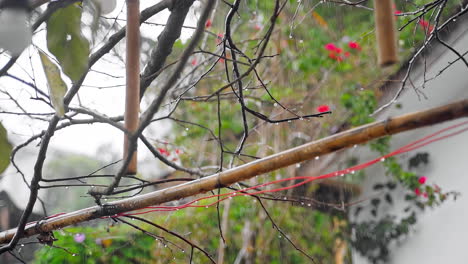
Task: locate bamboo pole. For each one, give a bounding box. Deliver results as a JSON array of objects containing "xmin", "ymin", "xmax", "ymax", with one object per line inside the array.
[
  {"xmin": 374, "ymin": 0, "xmax": 398, "ymax": 66},
  {"xmin": 124, "ymin": 0, "xmax": 140, "ymax": 174},
  {"xmin": 1, "ymin": 99, "xmax": 468, "ymax": 244}
]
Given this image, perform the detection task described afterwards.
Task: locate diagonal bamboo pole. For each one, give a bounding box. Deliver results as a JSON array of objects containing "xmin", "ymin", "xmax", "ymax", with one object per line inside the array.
[{"xmin": 1, "ymin": 99, "xmax": 468, "ymax": 244}]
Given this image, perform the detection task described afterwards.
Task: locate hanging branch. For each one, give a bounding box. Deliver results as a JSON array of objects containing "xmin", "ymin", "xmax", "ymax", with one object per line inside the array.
[
  {"xmin": 373, "ymin": 0, "xmax": 398, "ymax": 66},
  {"xmin": 124, "ymin": 0, "xmax": 141, "ymax": 174},
  {"xmin": 1, "ymin": 98, "xmax": 468, "ymax": 244}
]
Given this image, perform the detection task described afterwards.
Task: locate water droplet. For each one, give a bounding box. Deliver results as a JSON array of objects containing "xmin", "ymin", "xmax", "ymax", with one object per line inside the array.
[
  {"xmin": 299, "ymin": 39, "xmax": 304, "ymax": 43},
  {"xmin": 351, "ymin": 170, "xmax": 355, "ymax": 174},
  {"xmin": 273, "ymin": 103, "xmax": 278, "ymax": 107},
  {"xmin": 340, "ymin": 174, "xmax": 344, "ymax": 177},
  {"xmin": 20, "ymin": 244, "xmax": 24, "ymax": 247},
  {"xmin": 72, "ymin": 254, "xmax": 76, "ymax": 257},
  {"xmin": 229, "ymin": 196, "xmax": 233, "ymax": 199},
  {"xmin": 315, "ymin": 156, "xmax": 320, "ymax": 160},
  {"xmin": 307, "ymin": 203, "xmax": 311, "ymax": 207},
  {"xmin": 380, "ymin": 158, "xmax": 386, "ymax": 162},
  {"xmin": 182, "ymin": 250, "xmax": 185, "ymax": 253},
  {"xmin": 296, "ymin": 163, "xmax": 301, "ymax": 168},
  {"xmin": 289, "ymin": 34, "xmax": 293, "ymax": 39},
  {"xmin": 301, "ymin": 202, "xmax": 304, "ymax": 205},
  {"xmin": 299, "ymin": 117, "xmax": 304, "ymax": 121},
  {"xmin": 288, "ymin": 120, "xmax": 292, "ymax": 123},
  {"xmin": 65, "ymin": 186, "xmax": 69, "ymax": 189},
  {"xmin": 185, "ymin": 127, "xmax": 189, "ymax": 131},
  {"xmin": 164, "ymin": 244, "xmax": 167, "ymax": 248},
  {"xmin": 353, "ymin": 144, "xmax": 358, "ymax": 148},
  {"xmin": 275, "ymin": 123, "xmax": 279, "ymax": 126},
  {"xmin": 283, "ymin": 197, "xmax": 287, "ymax": 200},
  {"xmin": 205, "ymin": 206, "xmax": 209, "ymax": 208},
  {"xmin": 279, "ymin": 235, "xmax": 282, "ymax": 238}
]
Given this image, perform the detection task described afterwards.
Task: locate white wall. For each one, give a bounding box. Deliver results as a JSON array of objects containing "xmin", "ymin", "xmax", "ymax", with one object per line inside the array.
[{"xmin": 352, "ymin": 20, "xmax": 468, "ymax": 263}]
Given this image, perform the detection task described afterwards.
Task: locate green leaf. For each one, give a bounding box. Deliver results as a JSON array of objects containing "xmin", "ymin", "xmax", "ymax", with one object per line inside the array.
[
  {"xmin": 39, "ymin": 51, "xmax": 68, "ymax": 117},
  {"xmin": 46, "ymin": 3, "xmax": 89, "ymax": 81},
  {"xmin": 0, "ymin": 122, "xmax": 12, "ymax": 174}
]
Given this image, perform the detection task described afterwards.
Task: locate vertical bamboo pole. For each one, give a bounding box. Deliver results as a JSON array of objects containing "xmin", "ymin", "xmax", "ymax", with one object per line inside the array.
[
  {"xmin": 124, "ymin": 0, "xmax": 140, "ymax": 174},
  {"xmin": 373, "ymin": 0, "xmax": 398, "ymax": 66}
]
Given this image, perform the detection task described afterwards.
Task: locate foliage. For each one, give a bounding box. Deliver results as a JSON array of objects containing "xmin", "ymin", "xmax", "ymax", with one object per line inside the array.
[
  {"xmin": 46, "ymin": 3, "xmax": 90, "ymax": 82},
  {"xmin": 39, "ymin": 51, "xmax": 67, "ymax": 117},
  {"xmin": 34, "ymin": 196, "xmax": 345, "ymax": 263},
  {"xmin": 34, "ymin": 226, "xmax": 155, "ymax": 264},
  {"xmin": 0, "ymin": 122, "xmax": 12, "ymax": 174}
]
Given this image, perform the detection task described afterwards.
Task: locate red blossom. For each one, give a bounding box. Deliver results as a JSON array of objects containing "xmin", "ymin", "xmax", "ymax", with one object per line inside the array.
[
  {"xmin": 423, "ymin": 192, "xmax": 428, "ymax": 198},
  {"xmin": 344, "ymin": 51, "xmax": 350, "ymax": 57},
  {"xmin": 324, "ymin": 43, "xmax": 338, "ymax": 51},
  {"xmin": 216, "ymin": 33, "xmax": 224, "ymax": 45},
  {"xmin": 175, "ymin": 149, "xmax": 183, "ymax": 155},
  {"xmin": 254, "ymin": 23, "xmax": 262, "ymax": 30},
  {"xmin": 418, "ymin": 19, "xmax": 434, "ymax": 33},
  {"xmin": 191, "ymin": 58, "xmax": 197, "ymax": 66},
  {"xmin": 317, "ymin": 105, "xmax": 330, "ymax": 113},
  {"xmin": 348, "ymin": 41, "xmax": 361, "ymax": 50},
  {"xmin": 394, "ymin": 10, "xmax": 402, "ymax": 15},
  {"xmin": 205, "ymin": 19, "xmax": 212, "ymax": 28},
  {"xmin": 158, "ymin": 148, "xmax": 170, "ymax": 156},
  {"xmin": 418, "ymin": 176, "xmax": 427, "ymax": 184},
  {"xmin": 415, "ymin": 188, "xmax": 421, "ymax": 196},
  {"xmin": 328, "ymin": 52, "xmax": 343, "ymax": 62}
]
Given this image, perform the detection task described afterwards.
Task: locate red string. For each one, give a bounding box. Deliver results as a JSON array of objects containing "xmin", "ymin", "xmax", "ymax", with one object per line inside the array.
[
  {"xmin": 116, "ymin": 120, "xmax": 468, "ymax": 217},
  {"xmin": 30, "ymin": 120, "xmax": 468, "ymax": 221}
]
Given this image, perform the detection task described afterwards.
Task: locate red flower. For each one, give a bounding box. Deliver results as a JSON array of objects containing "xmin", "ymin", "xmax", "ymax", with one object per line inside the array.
[
  {"xmin": 324, "ymin": 43, "xmax": 338, "ymax": 52},
  {"xmin": 348, "ymin": 41, "xmax": 361, "ymax": 50},
  {"xmin": 216, "ymin": 33, "xmax": 224, "ymax": 45},
  {"xmin": 418, "ymin": 176, "xmax": 427, "ymax": 184},
  {"xmin": 158, "ymin": 148, "xmax": 170, "ymax": 157},
  {"xmin": 423, "ymin": 192, "xmax": 428, "ymax": 198},
  {"xmin": 394, "ymin": 10, "xmax": 402, "ymax": 15},
  {"xmin": 175, "ymin": 149, "xmax": 182, "ymax": 155},
  {"xmin": 317, "ymin": 105, "xmax": 330, "ymax": 113},
  {"xmin": 418, "ymin": 19, "xmax": 434, "ymax": 33},
  {"xmin": 254, "ymin": 23, "xmax": 262, "ymax": 30},
  {"xmin": 414, "ymin": 188, "xmax": 421, "ymax": 196},
  {"xmin": 191, "ymin": 58, "xmax": 197, "ymax": 66},
  {"xmin": 327, "ymin": 52, "xmax": 342, "ymax": 61},
  {"xmin": 205, "ymin": 19, "xmax": 212, "ymax": 28},
  {"xmin": 344, "ymin": 51, "xmax": 350, "ymax": 57}
]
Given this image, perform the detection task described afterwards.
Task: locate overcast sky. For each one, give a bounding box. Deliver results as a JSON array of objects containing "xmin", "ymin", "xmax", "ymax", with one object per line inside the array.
[{"xmin": 0, "ymin": 0, "xmax": 197, "ymax": 161}]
